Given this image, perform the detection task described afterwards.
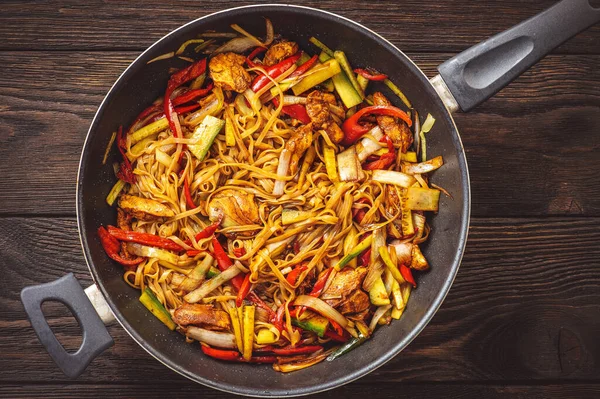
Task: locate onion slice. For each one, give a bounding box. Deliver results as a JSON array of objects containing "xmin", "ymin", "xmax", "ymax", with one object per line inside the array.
[
  {"xmin": 369, "ymin": 304, "xmax": 392, "ymax": 331},
  {"xmin": 184, "ymin": 265, "xmax": 241, "ymax": 303},
  {"xmin": 293, "ymin": 295, "xmax": 348, "ymax": 329},
  {"xmin": 186, "ymin": 326, "xmax": 237, "ymax": 349},
  {"xmin": 273, "ymin": 149, "xmax": 291, "ymax": 195}
]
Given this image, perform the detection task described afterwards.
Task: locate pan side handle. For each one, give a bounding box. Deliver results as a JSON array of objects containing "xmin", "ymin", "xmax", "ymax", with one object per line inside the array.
[
  {"xmin": 436, "ymin": 0, "xmax": 600, "ymax": 112},
  {"xmin": 21, "ymin": 274, "xmax": 114, "ymax": 378}
]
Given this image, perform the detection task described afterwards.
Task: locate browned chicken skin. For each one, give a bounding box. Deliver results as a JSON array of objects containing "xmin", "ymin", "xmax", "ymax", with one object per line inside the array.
[
  {"xmin": 285, "ymin": 123, "xmax": 313, "ymax": 175},
  {"xmin": 172, "ymin": 303, "xmax": 231, "ymax": 331},
  {"xmin": 207, "ymin": 189, "xmax": 260, "ymax": 236},
  {"xmin": 118, "ymin": 194, "xmax": 175, "ymax": 221},
  {"xmin": 322, "ymin": 267, "xmax": 370, "ymax": 316},
  {"xmin": 306, "ymin": 90, "xmax": 344, "ymax": 143},
  {"xmin": 209, "ymin": 52, "xmax": 251, "ymax": 93},
  {"xmin": 263, "ymin": 41, "xmax": 298, "ymax": 66},
  {"xmin": 372, "ymin": 92, "xmax": 413, "ymax": 153}
]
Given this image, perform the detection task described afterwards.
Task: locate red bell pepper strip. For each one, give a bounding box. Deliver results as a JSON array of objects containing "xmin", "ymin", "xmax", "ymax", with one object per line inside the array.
[
  {"xmin": 329, "ymin": 319, "xmax": 344, "ymax": 336},
  {"xmin": 183, "ymin": 175, "xmax": 196, "ymax": 209},
  {"xmin": 272, "ymin": 97, "xmax": 311, "ymax": 124},
  {"xmin": 363, "ymin": 152, "xmax": 395, "ymax": 170},
  {"xmin": 115, "ymin": 126, "xmax": 136, "ymax": 184},
  {"xmin": 289, "ymin": 54, "xmax": 318, "ymax": 78},
  {"xmin": 324, "ymin": 330, "xmax": 349, "ymax": 343},
  {"xmin": 358, "ymin": 248, "xmax": 371, "ymax": 267},
  {"xmin": 201, "ymin": 345, "xmax": 276, "ymax": 363},
  {"xmin": 212, "ymin": 236, "xmax": 245, "ymax": 290},
  {"xmin": 106, "ymin": 226, "xmax": 184, "ymax": 252},
  {"xmin": 233, "ymin": 247, "xmax": 246, "ymax": 257},
  {"xmin": 173, "ymin": 103, "xmax": 202, "ymax": 114},
  {"xmin": 183, "ymin": 218, "xmax": 221, "ymax": 246},
  {"xmin": 353, "ymin": 68, "xmax": 388, "ymax": 81},
  {"xmin": 236, "ymin": 273, "xmax": 252, "ymax": 307},
  {"xmin": 128, "ymin": 104, "xmax": 162, "ymax": 132},
  {"xmin": 172, "ymin": 83, "xmax": 214, "ymax": 107},
  {"xmin": 341, "ymin": 105, "xmax": 412, "ymax": 146},
  {"xmin": 251, "ymin": 52, "xmax": 301, "ymax": 92},
  {"xmin": 186, "ymin": 250, "xmax": 204, "ymax": 257},
  {"xmin": 286, "ymin": 263, "xmax": 308, "ymax": 285},
  {"xmin": 352, "ymin": 198, "xmax": 371, "ymax": 223},
  {"xmin": 400, "ymin": 264, "xmax": 417, "ymax": 288},
  {"xmin": 164, "ymin": 58, "xmax": 207, "ymax": 138},
  {"xmin": 97, "ymin": 226, "xmax": 143, "ymax": 266},
  {"xmin": 246, "ymin": 47, "xmax": 266, "ymax": 68},
  {"xmin": 271, "ymin": 345, "xmax": 323, "ymax": 356}
]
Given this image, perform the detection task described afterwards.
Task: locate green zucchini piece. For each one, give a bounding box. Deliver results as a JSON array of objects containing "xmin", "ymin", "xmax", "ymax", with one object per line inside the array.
[{"xmin": 139, "ymin": 288, "xmax": 176, "ymax": 330}]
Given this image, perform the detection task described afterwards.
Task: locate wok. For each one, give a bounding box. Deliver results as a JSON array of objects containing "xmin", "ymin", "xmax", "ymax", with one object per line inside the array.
[{"xmin": 21, "ymin": 1, "xmax": 600, "ymax": 396}]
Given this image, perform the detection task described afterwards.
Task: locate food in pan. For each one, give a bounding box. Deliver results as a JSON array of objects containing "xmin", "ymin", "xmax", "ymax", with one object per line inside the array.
[{"xmin": 98, "ymin": 18, "xmax": 442, "ymax": 372}]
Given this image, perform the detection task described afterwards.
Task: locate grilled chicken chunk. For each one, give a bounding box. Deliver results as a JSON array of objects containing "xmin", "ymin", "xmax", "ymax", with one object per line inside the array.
[
  {"xmin": 207, "ymin": 189, "xmax": 260, "ymax": 235},
  {"xmin": 119, "ymin": 194, "xmax": 175, "ymax": 221},
  {"xmin": 263, "ymin": 41, "xmax": 298, "ymax": 66},
  {"xmin": 173, "ymin": 303, "xmax": 231, "ymax": 331},
  {"xmin": 209, "ymin": 52, "xmax": 251, "ymax": 93},
  {"xmin": 306, "ymin": 90, "xmax": 344, "ymax": 143},
  {"xmin": 372, "ymin": 92, "xmax": 413, "ymax": 153},
  {"xmin": 285, "ymin": 123, "xmax": 313, "ymax": 175},
  {"xmin": 322, "ymin": 267, "xmax": 370, "ymax": 315}
]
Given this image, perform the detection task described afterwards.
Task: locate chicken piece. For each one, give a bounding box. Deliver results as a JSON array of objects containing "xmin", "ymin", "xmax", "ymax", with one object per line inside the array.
[
  {"xmin": 285, "ymin": 123, "xmax": 313, "ymax": 175},
  {"xmin": 119, "ymin": 194, "xmax": 175, "ymax": 221},
  {"xmin": 297, "ymin": 268, "xmax": 317, "ymax": 296},
  {"xmin": 209, "ymin": 52, "xmax": 251, "ymax": 93},
  {"xmin": 116, "ymin": 208, "xmax": 135, "ymax": 260},
  {"xmin": 306, "ymin": 90, "xmax": 343, "ymax": 143},
  {"xmin": 372, "ymin": 92, "xmax": 413, "ymax": 153},
  {"xmin": 263, "ymin": 41, "xmax": 298, "ymax": 66},
  {"xmin": 323, "ymin": 267, "xmax": 368, "ymax": 314},
  {"xmin": 172, "ymin": 303, "xmax": 231, "ymax": 331},
  {"xmin": 207, "ymin": 189, "xmax": 260, "ymax": 235}
]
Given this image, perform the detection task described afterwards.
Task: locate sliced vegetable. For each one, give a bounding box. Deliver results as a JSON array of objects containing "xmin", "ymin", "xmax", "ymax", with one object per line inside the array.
[
  {"xmin": 106, "ymin": 179, "xmax": 127, "ymax": 206},
  {"xmin": 139, "ymin": 288, "xmax": 176, "ymax": 330},
  {"xmin": 282, "ymin": 209, "xmax": 312, "ymax": 225},
  {"xmin": 410, "ymin": 245, "xmax": 429, "ymax": 270},
  {"xmin": 400, "ymin": 264, "xmax": 417, "ymax": 288},
  {"xmin": 391, "ymin": 279, "xmax": 404, "ymax": 310},
  {"xmin": 333, "ymin": 51, "xmax": 364, "ymax": 99},
  {"xmin": 383, "ymin": 78, "xmax": 412, "ymax": 108},
  {"xmin": 403, "ymin": 156, "xmax": 443, "ymax": 175},
  {"xmin": 341, "ymin": 105, "xmax": 412, "ymax": 146},
  {"xmin": 369, "ymin": 304, "xmax": 392, "ymax": 331},
  {"xmin": 342, "ymin": 226, "xmax": 359, "ymax": 269},
  {"xmin": 354, "ymin": 68, "xmax": 388, "ymax": 81},
  {"xmin": 188, "ymin": 115, "xmax": 225, "ymax": 161},
  {"xmin": 291, "ymin": 313, "xmax": 330, "ymax": 337},
  {"xmin": 206, "ymin": 266, "xmax": 221, "ymax": 279},
  {"xmin": 371, "ymin": 169, "xmax": 416, "ymax": 188},
  {"xmin": 401, "ymin": 151, "xmax": 418, "ymax": 162},
  {"xmin": 337, "ymin": 146, "xmax": 362, "ymax": 182},
  {"xmin": 107, "ymin": 226, "xmax": 183, "ymax": 251},
  {"xmin": 378, "ymin": 246, "xmax": 405, "ymax": 284},
  {"xmin": 236, "ymin": 273, "xmax": 252, "ymax": 307},
  {"xmin": 97, "ymin": 226, "xmax": 143, "ymax": 267},
  {"xmin": 102, "ymin": 131, "xmax": 117, "ymax": 165},
  {"xmin": 419, "ymin": 113, "xmax": 436, "ymax": 162},
  {"xmin": 356, "ymin": 74, "xmax": 369, "ymax": 91},
  {"xmin": 251, "ymin": 52, "xmax": 301, "ymax": 93},
  {"xmin": 323, "ymin": 143, "xmax": 339, "ymax": 183},
  {"xmin": 326, "ymin": 331, "xmax": 367, "ymax": 361},
  {"xmin": 308, "ymin": 37, "xmax": 334, "ymax": 57},
  {"xmin": 273, "ymin": 148, "xmax": 291, "ymax": 196},
  {"xmin": 228, "ymin": 307, "xmax": 244, "ymax": 353},
  {"xmin": 130, "ymin": 117, "xmax": 169, "ymax": 145},
  {"xmin": 369, "ymin": 276, "xmax": 391, "ymax": 306},
  {"xmin": 293, "ymin": 295, "xmax": 348, "ymax": 329},
  {"xmin": 291, "ymin": 59, "xmax": 342, "ymax": 95},
  {"xmin": 183, "ymin": 175, "xmax": 196, "ymax": 209},
  {"xmin": 126, "ymin": 242, "xmax": 179, "ymax": 264},
  {"xmin": 188, "ymin": 327, "xmax": 236, "ymax": 349},
  {"xmin": 404, "ymin": 187, "xmax": 441, "ymax": 211},
  {"xmin": 335, "ymin": 235, "xmax": 373, "ymax": 271},
  {"xmin": 176, "ymin": 39, "xmax": 205, "ymax": 55},
  {"xmin": 256, "ymin": 329, "xmax": 278, "ymax": 345},
  {"xmin": 211, "ymin": 237, "xmax": 244, "ymax": 290},
  {"xmin": 184, "ymin": 265, "xmax": 242, "ymax": 303},
  {"xmin": 319, "ymin": 52, "xmax": 363, "ymax": 108},
  {"xmin": 242, "ymin": 305, "xmax": 255, "ymax": 361},
  {"xmin": 272, "ymin": 97, "xmax": 311, "ymax": 125}
]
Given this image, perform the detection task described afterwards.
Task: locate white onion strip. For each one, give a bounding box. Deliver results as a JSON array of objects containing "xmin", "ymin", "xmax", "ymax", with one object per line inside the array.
[
  {"xmin": 184, "ymin": 265, "xmax": 241, "ymax": 303},
  {"xmin": 293, "ymin": 295, "xmax": 348, "ymax": 328},
  {"xmin": 186, "ymin": 326, "xmax": 236, "ymax": 349},
  {"xmin": 369, "ymin": 304, "xmax": 392, "ymax": 331},
  {"xmin": 273, "ymin": 148, "xmax": 291, "ymax": 195}
]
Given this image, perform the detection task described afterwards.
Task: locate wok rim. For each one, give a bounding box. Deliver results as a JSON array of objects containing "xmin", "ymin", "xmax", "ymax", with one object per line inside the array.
[{"xmin": 76, "ymin": 4, "xmax": 471, "ymax": 397}]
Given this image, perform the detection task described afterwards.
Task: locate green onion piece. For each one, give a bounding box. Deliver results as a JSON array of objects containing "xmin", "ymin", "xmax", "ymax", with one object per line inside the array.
[
  {"xmin": 106, "ymin": 179, "xmax": 127, "ymax": 206},
  {"xmin": 326, "ymin": 331, "xmax": 367, "ymax": 361},
  {"xmin": 309, "ymin": 37, "xmax": 334, "ymax": 57},
  {"xmin": 188, "ymin": 115, "xmax": 225, "ymax": 161},
  {"xmin": 102, "ymin": 131, "xmax": 117, "ymax": 165},
  {"xmin": 419, "ymin": 113, "xmax": 436, "ymax": 162},
  {"xmin": 333, "ymin": 51, "xmax": 364, "ymax": 99},
  {"xmin": 383, "ymin": 78, "xmax": 412, "ymax": 108},
  {"xmin": 139, "ymin": 288, "xmax": 176, "ymax": 330},
  {"xmin": 130, "ymin": 117, "xmax": 169, "ymax": 145},
  {"xmin": 176, "ymin": 39, "xmax": 204, "ymax": 55},
  {"xmin": 147, "ymin": 52, "xmax": 174, "ymax": 64},
  {"xmin": 335, "ymin": 235, "xmax": 373, "ymax": 270}
]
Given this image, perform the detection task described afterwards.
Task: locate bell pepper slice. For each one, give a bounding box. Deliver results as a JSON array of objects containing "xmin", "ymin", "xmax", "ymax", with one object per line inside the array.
[
  {"xmin": 251, "ymin": 52, "xmax": 301, "ymax": 92},
  {"xmin": 97, "ymin": 226, "xmax": 143, "ymax": 266},
  {"xmin": 341, "ymin": 105, "xmax": 412, "ymax": 146},
  {"xmin": 106, "ymin": 226, "xmax": 183, "ymax": 252},
  {"xmin": 353, "ymin": 68, "xmax": 388, "ymax": 81},
  {"xmin": 272, "ymin": 97, "xmax": 311, "ymax": 124}
]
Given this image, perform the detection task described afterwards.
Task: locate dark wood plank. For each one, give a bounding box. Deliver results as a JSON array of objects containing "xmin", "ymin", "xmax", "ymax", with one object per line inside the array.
[
  {"xmin": 1, "ymin": 0, "xmax": 599, "ymax": 54},
  {"xmin": 1, "ymin": 383, "xmax": 599, "ymax": 399},
  {"xmin": 2, "ymin": 217, "xmax": 599, "ymax": 383},
  {"xmin": 1, "ymin": 52, "xmax": 599, "ymax": 216}
]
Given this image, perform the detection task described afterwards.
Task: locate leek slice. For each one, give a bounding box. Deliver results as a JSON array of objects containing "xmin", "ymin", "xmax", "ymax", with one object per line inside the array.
[
  {"xmin": 106, "ymin": 179, "xmax": 126, "ymax": 206},
  {"xmin": 130, "ymin": 117, "xmax": 169, "ymax": 145},
  {"xmin": 139, "ymin": 288, "xmax": 176, "ymax": 330},
  {"xmin": 404, "ymin": 187, "xmax": 440, "ymax": 211},
  {"xmin": 188, "ymin": 115, "xmax": 225, "ymax": 161}
]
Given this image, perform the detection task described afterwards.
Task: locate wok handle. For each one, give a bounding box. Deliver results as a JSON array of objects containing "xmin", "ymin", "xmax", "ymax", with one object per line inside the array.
[
  {"xmin": 20, "ymin": 274, "xmax": 114, "ymax": 378},
  {"xmin": 436, "ymin": 0, "xmax": 600, "ymax": 112}
]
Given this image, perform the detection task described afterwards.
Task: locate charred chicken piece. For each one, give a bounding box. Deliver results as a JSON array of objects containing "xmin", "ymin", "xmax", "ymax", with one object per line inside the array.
[
  {"xmin": 209, "ymin": 52, "xmax": 251, "ymax": 93},
  {"xmin": 119, "ymin": 194, "xmax": 175, "ymax": 221},
  {"xmin": 263, "ymin": 41, "xmax": 299, "ymax": 66},
  {"xmin": 306, "ymin": 90, "xmax": 344, "ymax": 143},
  {"xmin": 173, "ymin": 303, "xmax": 231, "ymax": 331},
  {"xmin": 207, "ymin": 189, "xmax": 260, "ymax": 236},
  {"xmin": 285, "ymin": 123, "xmax": 313, "ymax": 175},
  {"xmin": 372, "ymin": 92, "xmax": 413, "ymax": 153},
  {"xmin": 322, "ymin": 267, "xmax": 370, "ymax": 315}
]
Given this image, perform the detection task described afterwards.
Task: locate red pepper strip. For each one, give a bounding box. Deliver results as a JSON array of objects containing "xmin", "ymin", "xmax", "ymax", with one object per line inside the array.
[
  {"xmin": 115, "ymin": 126, "xmax": 136, "ymax": 184},
  {"xmin": 293, "ymin": 240, "xmax": 301, "ymax": 255},
  {"xmin": 285, "ymin": 264, "xmax": 308, "ymax": 285},
  {"xmin": 183, "ymin": 175, "xmax": 196, "ymax": 209},
  {"xmin": 329, "ymin": 319, "xmax": 345, "ymax": 336},
  {"xmin": 271, "ymin": 345, "xmax": 323, "ymax": 356},
  {"xmin": 97, "ymin": 227, "xmax": 143, "ymax": 266},
  {"xmin": 246, "ymin": 47, "xmax": 266, "ymax": 68},
  {"xmin": 186, "ymin": 250, "xmax": 204, "ymax": 257},
  {"xmin": 353, "ymin": 68, "xmax": 388, "ymax": 81},
  {"xmin": 128, "ymin": 104, "xmax": 162, "ymax": 132},
  {"xmin": 352, "ymin": 198, "xmax": 371, "ymax": 222},
  {"xmin": 289, "ymin": 54, "xmax": 318, "ymax": 78},
  {"xmin": 341, "ymin": 105, "xmax": 412, "ymax": 146},
  {"xmin": 106, "ymin": 226, "xmax": 184, "ymax": 252},
  {"xmin": 172, "ymin": 83, "xmax": 214, "ymax": 107},
  {"xmin": 164, "ymin": 58, "xmax": 207, "ymax": 138},
  {"xmin": 211, "ymin": 236, "xmax": 245, "ymax": 291},
  {"xmin": 359, "ymin": 248, "xmax": 372, "ymax": 267},
  {"xmin": 200, "ymin": 345, "xmax": 240, "ymax": 361},
  {"xmin": 272, "ymin": 97, "xmax": 311, "ymax": 124},
  {"xmin": 174, "ymin": 103, "xmax": 202, "ymax": 114},
  {"xmin": 182, "ymin": 218, "xmax": 222, "ymax": 247},
  {"xmin": 400, "ymin": 264, "xmax": 417, "ymax": 288},
  {"xmin": 297, "ymin": 268, "xmax": 333, "ymax": 317},
  {"xmin": 324, "ymin": 330, "xmax": 350, "ymax": 343},
  {"xmin": 251, "ymin": 52, "xmax": 302, "ymax": 92},
  {"xmin": 363, "ymin": 152, "xmax": 396, "ymax": 170},
  {"xmin": 236, "ymin": 273, "xmax": 252, "ymax": 307},
  {"xmin": 233, "ymin": 247, "xmax": 246, "ymax": 257}
]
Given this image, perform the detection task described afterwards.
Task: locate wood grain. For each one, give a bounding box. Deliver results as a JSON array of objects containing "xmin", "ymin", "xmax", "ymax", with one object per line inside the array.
[
  {"xmin": 2, "ymin": 217, "xmax": 599, "ymax": 384},
  {"xmin": 0, "ymin": 0, "xmax": 599, "ymax": 54},
  {"xmin": 1, "ymin": 383, "xmax": 599, "ymax": 399},
  {"xmin": 1, "ymin": 52, "xmax": 599, "ymax": 216}
]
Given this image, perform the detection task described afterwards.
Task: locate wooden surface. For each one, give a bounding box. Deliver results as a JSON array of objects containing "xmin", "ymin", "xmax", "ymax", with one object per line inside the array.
[{"xmin": 1, "ymin": 1, "xmax": 599, "ymax": 398}]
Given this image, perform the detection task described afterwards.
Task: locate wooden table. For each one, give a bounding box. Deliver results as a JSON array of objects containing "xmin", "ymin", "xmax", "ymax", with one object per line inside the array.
[{"xmin": 1, "ymin": 1, "xmax": 599, "ymax": 397}]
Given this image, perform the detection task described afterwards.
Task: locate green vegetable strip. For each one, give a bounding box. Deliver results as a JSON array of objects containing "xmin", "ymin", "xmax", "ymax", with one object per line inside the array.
[
  {"xmin": 335, "ymin": 235, "xmax": 373, "ymax": 270},
  {"xmin": 383, "ymin": 78, "xmax": 412, "ymax": 108},
  {"xmin": 356, "ymin": 74, "xmax": 369, "ymax": 92},
  {"xmin": 309, "ymin": 37, "xmax": 334, "ymax": 57},
  {"xmin": 333, "ymin": 51, "xmax": 364, "ymax": 99},
  {"xmin": 106, "ymin": 179, "xmax": 127, "ymax": 206},
  {"xmin": 326, "ymin": 331, "xmax": 367, "ymax": 361},
  {"xmin": 319, "ymin": 52, "xmax": 362, "ymax": 108},
  {"xmin": 188, "ymin": 115, "xmax": 225, "ymax": 161},
  {"xmin": 102, "ymin": 131, "xmax": 117, "ymax": 165},
  {"xmin": 419, "ymin": 113, "xmax": 436, "ymax": 162},
  {"xmin": 139, "ymin": 288, "xmax": 176, "ymax": 330},
  {"xmin": 130, "ymin": 117, "xmax": 169, "ymax": 145}
]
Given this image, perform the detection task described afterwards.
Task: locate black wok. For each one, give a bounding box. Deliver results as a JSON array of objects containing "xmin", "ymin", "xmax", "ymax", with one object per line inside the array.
[{"xmin": 21, "ymin": 1, "xmax": 600, "ymax": 396}]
